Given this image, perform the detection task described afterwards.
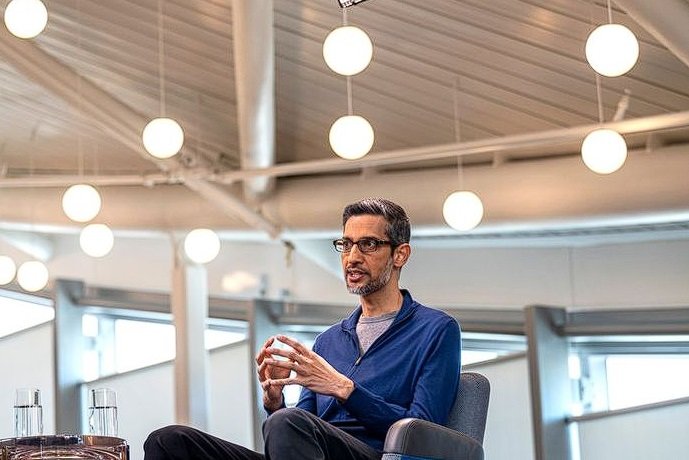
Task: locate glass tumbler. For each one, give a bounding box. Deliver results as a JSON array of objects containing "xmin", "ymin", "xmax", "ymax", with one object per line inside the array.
[
  {"xmin": 88, "ymin": 388, "xmax": 118, "ymax": 437},
  {"xmin": 14, "ymin": 388, "xmax": 43, "ymax": 437}
]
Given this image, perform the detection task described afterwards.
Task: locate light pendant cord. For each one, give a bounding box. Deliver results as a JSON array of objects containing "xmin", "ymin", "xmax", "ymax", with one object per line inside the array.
[
  {"xmin": 77, "ymin": 0, "xmax": 84, "ymax": 178},
  {"xmin": 606, "ymin": 0, "xmax": 613, "ymax": 24},
  {"xmin": 157, "ymin": 0, "xmax": 166, "ymax": 117},
  {"xmin": 595, "ymin": 73, "xmax": 604, "ymax": 123},
  {"xmin": 453, "ymin": 77, "xmax": 464, "ymax": 188},
  {"xmin": 343, "ymin": 8, "xmax": 352, "ymax": 115},
  {"xmin": 346, "ymin": 76, "xmax": 353, "ymax": 116}
]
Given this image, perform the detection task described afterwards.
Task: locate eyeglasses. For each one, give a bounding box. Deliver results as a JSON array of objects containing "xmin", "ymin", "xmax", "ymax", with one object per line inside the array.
[{"xmin": 333, "ymin": 238, "xmax": 392, "ymax": 253}]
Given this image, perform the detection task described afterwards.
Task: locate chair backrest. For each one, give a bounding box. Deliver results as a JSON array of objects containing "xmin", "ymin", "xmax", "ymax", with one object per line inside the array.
[{"xmin": 446, "ymin": 371, "xmax": 490, "ymax": 445}]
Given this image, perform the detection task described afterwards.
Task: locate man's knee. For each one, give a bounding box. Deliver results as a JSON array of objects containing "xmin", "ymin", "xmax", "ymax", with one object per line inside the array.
[
  {"xmin": 263, "ymin": 407, "xmax": 314, "ymax": 438},
  {"xmin": 144, "ymin": 424, "xmax": 195, "ymax": 453}
]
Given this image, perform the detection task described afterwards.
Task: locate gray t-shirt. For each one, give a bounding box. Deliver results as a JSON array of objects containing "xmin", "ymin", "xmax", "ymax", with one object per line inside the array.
[{"xmin": 356, "ymin": 310, "xmax": 399, "ymax": 354}]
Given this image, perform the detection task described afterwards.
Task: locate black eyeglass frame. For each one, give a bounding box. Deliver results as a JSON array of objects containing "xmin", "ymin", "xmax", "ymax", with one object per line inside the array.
[{"xmin": 332, "ymin": 238, "xmax": 394, "ymax": 253}]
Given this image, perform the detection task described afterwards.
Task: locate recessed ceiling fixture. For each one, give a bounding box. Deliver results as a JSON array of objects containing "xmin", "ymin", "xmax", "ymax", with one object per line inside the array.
[{"xmin": 4, "ymin": 0, "xmax": 48, "ymax": 39}]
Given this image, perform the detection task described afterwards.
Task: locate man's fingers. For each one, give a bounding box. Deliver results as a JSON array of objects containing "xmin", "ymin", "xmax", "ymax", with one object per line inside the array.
[
  {"xmin": 270, "ymin": 377, "xmax": 296, "ymax": 387},
  {"xmin": 276, "ymin": 335, "xmax": 310, "ymax": 354},
  {"xmin": 264, "ymin": 357, "xmax": 297, "ymax": 370},
  {"xmin": 266, "ymin": 347, "xmax": 304, "ymax": 364},
  {"xmin": 256, "ymin": 361, "xmax": 269, "ymax": 381},
  {"xmin": 255, "ymin": 336, "xmax": 277, "ymax": 364}
]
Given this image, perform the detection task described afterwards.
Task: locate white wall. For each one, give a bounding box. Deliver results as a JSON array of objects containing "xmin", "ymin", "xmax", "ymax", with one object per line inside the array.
[
  {"xmin": 468, "ymin": 355, "xmax": 535, "ymax": 460},
  {"xmin": 38, "ymin": 233, "xmax": 689, "ymax": 310},
  {"xmin": 0, "ymin": 330, "xmax": 252, "ymax": 460},
  {"xmin": 576, "ymin": 400, "xmax": 689, "ymax": 460},
  {"xmin": 405, "ymin": 239, "xmax": 689, "ymax": 309},
  {"xmin": 83, "ymin": 341, "xmax": 253, "ymax": 460},
  {"xmin": 45, "ymin": 234, "xmax": 352, "ymax": 305},
  {"xmin": 0, "ymin": 323, "xmax": 55, "ymax": 438}
]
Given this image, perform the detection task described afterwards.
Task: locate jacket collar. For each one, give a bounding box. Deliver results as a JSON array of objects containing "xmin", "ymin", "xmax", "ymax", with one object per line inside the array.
[{"xmin": 341, "ymin": 289, "xmax": 416, "ymax": 332}]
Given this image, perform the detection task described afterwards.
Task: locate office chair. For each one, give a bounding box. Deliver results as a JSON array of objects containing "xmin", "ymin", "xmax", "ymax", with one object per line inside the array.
[{"xmin": 382, "ymin": 371, "xmax": 490, "ymax": 460}]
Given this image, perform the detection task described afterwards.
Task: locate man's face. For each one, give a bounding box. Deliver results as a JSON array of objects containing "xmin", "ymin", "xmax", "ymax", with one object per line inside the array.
[{"xmin": 341, "ymin": 214, "xmax": 395, "ymax": 296}]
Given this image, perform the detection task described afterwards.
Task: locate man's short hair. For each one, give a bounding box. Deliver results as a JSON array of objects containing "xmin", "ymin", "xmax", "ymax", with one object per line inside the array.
[{"xmin": 342, "ymin": 198, "xmax": 411, "ymax": 246}]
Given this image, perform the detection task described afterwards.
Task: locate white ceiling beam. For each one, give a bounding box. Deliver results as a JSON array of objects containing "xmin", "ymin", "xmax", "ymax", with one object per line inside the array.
[
  {"xmin": 615, "ymin": 0, "xmax": 689, "ymax": 69},
  {"xmin": 0, "ymin": 230, "xmax": 54, "ymax": 261},
  {"xmin": 0, "ymin": 26, "xmax": 280, "ymax": 238},
  {"xmin": 0, "ymin": 173, "xmax": 176, "ymax": 188},
  {"xmin": 231, "ymin": 0, "xmax": 276, "ymax": 203},
  {"xmin": 214, "ymin": 111, "xmax": 689, "ymax": 182}
]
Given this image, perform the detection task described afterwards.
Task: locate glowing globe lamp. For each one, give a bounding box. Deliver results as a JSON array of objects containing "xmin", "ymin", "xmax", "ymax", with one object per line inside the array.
[
  {"xmin": 62, "ymin": 184, "xmax": 102, "ymax": 223},
  {"xmin": 80, "ymin": 224, "xmax": 114, "ymax": 258},
  {"xmin": 4, "ymin": 0, "xmax": 48, "ymax": 39},
  {"xmin": 143, "ymin": 117, "xmax": 184, "ymax": 159},
  {"xmin": 329, "ymin": 115, "xmax": 374, "ymax": 160},
  {"xmin": 323, "ymin": 25, "xmax": 373, "ymax": 76},
  {"xmin": 184, "ymin": 228, "xmax": 220, "ymax": 264},
  {"xmin": 0, "ymin": 256, "xmax": 17, "ymax": 285},
  {"xmin": 585, "ymin": 24, "xmax": 639, "ymax": 77},
  {"xmin": 581, "ymin": 128, "xmax": 627, "ymax": 174},
  {"xmin": 443, "ymin": 191, "xmax": 484, "ymax": 231},
  {"xmin": 17, "ymin": 260, "xmax": 49, "ymax": 292}
]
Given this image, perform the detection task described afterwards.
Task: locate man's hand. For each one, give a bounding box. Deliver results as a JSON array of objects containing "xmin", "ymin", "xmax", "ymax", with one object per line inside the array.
[
  {"xmin": 263, "ymin": 335, "xmax": 355, "ymax": 402},
  {"xmin": 256, "ymin": 336, "xmax": 293, "ymax": 411}
]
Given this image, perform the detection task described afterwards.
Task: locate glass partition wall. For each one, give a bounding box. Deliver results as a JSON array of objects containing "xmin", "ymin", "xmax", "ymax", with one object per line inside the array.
[{"xmin": 4, "ymin": 284, "xmax": 689, "ymax": 460}]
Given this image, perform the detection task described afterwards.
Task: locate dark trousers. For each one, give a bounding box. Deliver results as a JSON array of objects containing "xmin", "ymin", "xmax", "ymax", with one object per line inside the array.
[{"xmin": 143, "ymin": 407, "xmax": 382, "ymax": 460}]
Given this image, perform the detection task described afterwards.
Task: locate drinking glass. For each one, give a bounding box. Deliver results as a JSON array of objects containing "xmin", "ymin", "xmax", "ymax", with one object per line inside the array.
[
  {"xmin": 88, "ymin": 388, "xmax": 118, "ymax": 437},
  {"xmin": 14, "ymin": 388, "xmax": 43, "ymax": 437}
]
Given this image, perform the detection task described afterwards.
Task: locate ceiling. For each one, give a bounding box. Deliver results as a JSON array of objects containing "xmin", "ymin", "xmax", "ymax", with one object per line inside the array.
[{"xmin": 2, "ymin": 0, "xmax": 689, "ymax": 249}]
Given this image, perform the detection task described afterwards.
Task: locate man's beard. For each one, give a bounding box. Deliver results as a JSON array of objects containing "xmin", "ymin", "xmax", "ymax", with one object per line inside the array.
[{"xmin": 347, "ymin": 257, "xmax": 394, "ymax": 296}]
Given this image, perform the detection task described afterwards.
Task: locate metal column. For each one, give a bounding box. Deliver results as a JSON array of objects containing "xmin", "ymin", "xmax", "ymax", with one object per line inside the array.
[
  {"xmin": 525, "ymin": 305, "xmax": 573, "ymax": 460},
  {"xmin": 247, "ymin": 298, "xmax": 283, "ymax": 450},
  {"xmin": 171, "ymin": 252, "xmax": 210, "ymax": 430},
  {"xmin": 53, "ymin": 279, "xmax": 85, "ymax": 434}
]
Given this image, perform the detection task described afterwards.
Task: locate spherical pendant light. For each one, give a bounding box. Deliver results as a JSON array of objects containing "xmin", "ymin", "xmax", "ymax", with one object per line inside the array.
[
  {"xmin": 581, "ymin": 128, "xmax": 627, "ymax": 174},
  {"xmin": 4, "ymin": 0, "xmax": 48, "ymax": 39},
  {"xmin": 585, "ymin": 24, "xmax": 639, "ymax": 77},
  {"xmin": 329, "ymin": 115, "xmax": 374, "ymax": 160},
  {"xmin": 184, "ymin": 228, "xmax": 220, "ymax": 264},
  {"xmin": 142, "ymin": 117, "xmax": 184, "ymax": 159},
  {"xmin": 80, "ymin": 224, "xmax": 114, "ymax": 258},
  {"xmin": 17, "ymin": 260, "xmax": 49, "ymax": 292},
  {"xmin": 62, "ymin": 184, "xmax": 102, "ymax": 223},
  {"xmin": 0, "ymin": 256, "xmax": 17, "ymax": 285},
  {"xmin": 323, "ymin": 25, "xmax": 373, "ymax": 76},
  {"xmin": 443, "ymin": 191, "xmax": 484, "ymax": 231}
]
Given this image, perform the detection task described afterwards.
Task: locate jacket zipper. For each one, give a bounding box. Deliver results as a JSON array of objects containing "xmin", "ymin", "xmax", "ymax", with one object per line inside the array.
[{"xmin": 350, "ymin": 307, "xmax": 414, "ymax": 368}]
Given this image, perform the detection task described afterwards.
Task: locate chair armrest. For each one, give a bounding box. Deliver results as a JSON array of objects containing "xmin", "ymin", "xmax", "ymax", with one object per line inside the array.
[{"xmin": 383, "ymin": 418, "xmax": 484, "ymax": 460}]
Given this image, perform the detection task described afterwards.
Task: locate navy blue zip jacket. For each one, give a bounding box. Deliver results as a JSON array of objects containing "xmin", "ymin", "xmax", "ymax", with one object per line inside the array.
[{"xmin": 295, "ymin": 289, "xmax": 461, "ymax": 451}]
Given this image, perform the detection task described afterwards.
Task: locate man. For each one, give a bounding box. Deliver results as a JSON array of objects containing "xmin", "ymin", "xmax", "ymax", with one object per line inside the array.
[{"xmin": 144, "ymin": 198, "xmax": 461, "ymax": 460}]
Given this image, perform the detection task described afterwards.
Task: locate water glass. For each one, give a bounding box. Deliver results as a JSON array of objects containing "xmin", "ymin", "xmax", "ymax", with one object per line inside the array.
[
  {"xmin": 87, "ymin": 388, "xmax": 118, "ymax": 437},
  {"xmin": 14, "ymin": 388, "xmax": 43, "ymax": 437}
]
